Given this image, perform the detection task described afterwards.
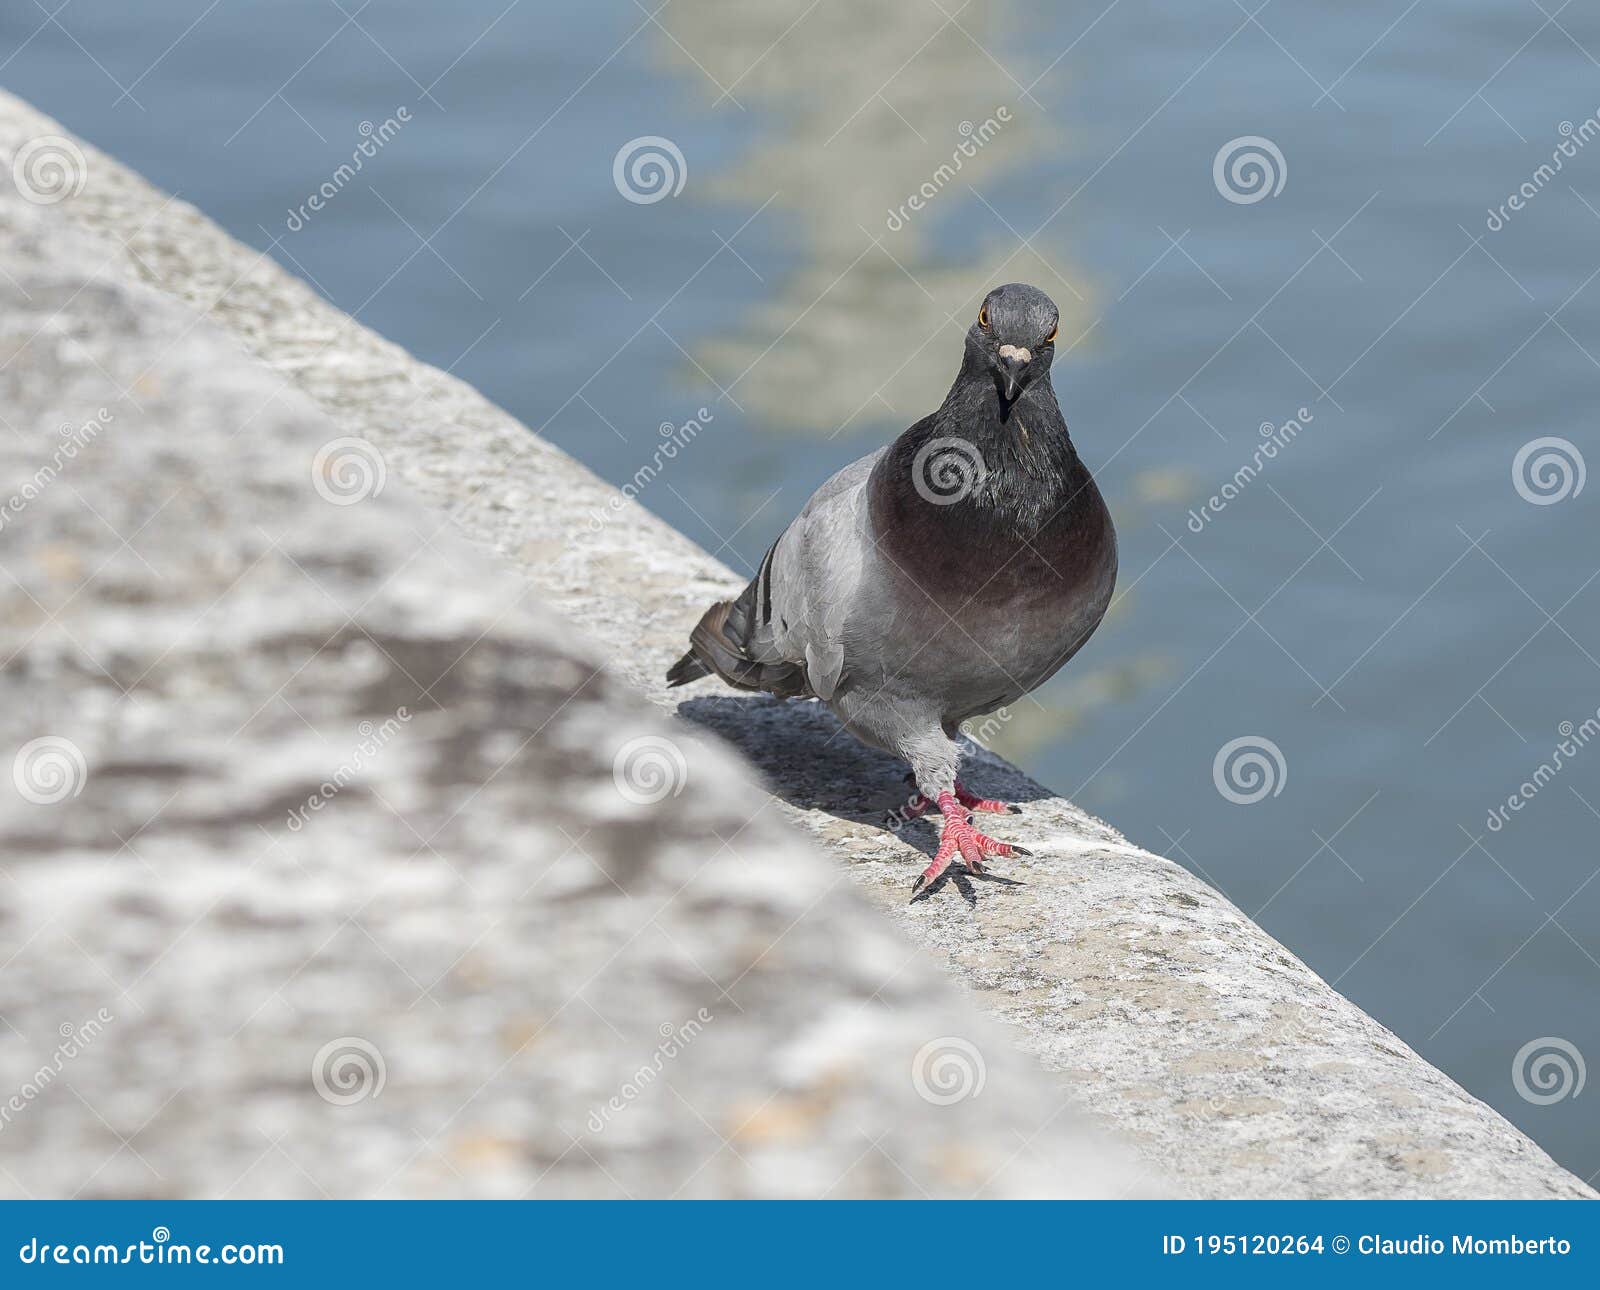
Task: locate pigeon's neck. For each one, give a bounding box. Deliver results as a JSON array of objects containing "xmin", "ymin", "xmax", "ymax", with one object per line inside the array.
[{"xmin": 926, "ymin": 361, "xmax": 1082, "ymax": 533}]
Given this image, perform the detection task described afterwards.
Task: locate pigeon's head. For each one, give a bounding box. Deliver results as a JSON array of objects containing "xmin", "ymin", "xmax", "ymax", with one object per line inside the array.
[{"xmin": 968, "ymin": 283, "xmax": 1059, "ymax": 402}]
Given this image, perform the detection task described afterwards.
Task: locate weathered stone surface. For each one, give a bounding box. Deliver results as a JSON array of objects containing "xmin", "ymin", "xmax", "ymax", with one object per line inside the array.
[
  {"xmin": 0, "ymin": 194, "xmax": 1140, "ymax": 1199},
  {"xmin": 0, "ymin": 89, "xmax": 1589, "ymax": 1199}
]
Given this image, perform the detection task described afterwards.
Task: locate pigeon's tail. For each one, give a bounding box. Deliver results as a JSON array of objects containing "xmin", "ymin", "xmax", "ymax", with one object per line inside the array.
[
  {"xmin": 666, "ymin": 598, "xmax": 811, "ymax": 699},
  {"xmin": 666, "ymin": 649, "xmax": 711, "ymax": 688}
]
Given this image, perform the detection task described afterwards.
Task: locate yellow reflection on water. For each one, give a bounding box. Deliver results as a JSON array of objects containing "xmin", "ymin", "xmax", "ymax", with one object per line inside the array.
[{"xmin": 649, "ymin": 0, "xmax": 1093, "ymax": 436}]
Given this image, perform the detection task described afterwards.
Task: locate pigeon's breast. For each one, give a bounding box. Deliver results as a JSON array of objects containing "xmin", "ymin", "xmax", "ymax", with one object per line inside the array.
[{"xmin": 870, "ymin": 461, "xmax": 1118, "ymax": 717}]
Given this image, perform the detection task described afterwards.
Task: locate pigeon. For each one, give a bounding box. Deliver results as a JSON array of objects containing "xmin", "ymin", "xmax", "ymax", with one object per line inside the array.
[{"xmin": 668, "ymin": 283, "xmax": 1117, "ymax": 900}]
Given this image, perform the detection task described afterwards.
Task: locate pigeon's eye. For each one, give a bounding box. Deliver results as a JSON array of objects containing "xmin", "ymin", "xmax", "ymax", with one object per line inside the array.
[
  {"xmin": 977, "ymin": 304, "xmax": 990, "ymax": 331},
  {"xmin": 1045, "ymin": 323, "xmax": 1058, "ymax": 344}
]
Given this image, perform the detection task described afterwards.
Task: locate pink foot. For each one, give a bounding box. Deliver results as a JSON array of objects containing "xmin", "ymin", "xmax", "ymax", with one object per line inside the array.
[
  {"xmin": 909, "ymin": 791, "xmax": 1031, "ymax": 901},
  {"xmin": 903, "ymin": 779, "xmax": 1020, "ymax": 818}
]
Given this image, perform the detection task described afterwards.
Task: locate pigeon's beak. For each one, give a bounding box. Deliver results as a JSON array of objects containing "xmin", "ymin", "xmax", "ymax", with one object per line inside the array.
[{"xmin": 996, "ymin": 345, "xmax": 1032, "ymax": 400}]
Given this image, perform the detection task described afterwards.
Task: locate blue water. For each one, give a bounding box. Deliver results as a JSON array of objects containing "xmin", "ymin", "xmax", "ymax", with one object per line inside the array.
[{"xmin": 7, "ymin": 0, "xmax": 1599, "ymax": 1184}]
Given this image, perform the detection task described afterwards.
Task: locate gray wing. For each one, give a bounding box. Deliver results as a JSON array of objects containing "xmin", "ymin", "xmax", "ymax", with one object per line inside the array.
[{"xmin": 737, "ymin": 447, "xmax": 883, "ymax": 701}]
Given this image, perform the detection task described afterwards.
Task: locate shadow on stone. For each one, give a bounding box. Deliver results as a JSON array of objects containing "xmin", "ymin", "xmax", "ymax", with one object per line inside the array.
[{"xmin": 672, "ymin": 690, "xmax": 1054, "ymax": 856}]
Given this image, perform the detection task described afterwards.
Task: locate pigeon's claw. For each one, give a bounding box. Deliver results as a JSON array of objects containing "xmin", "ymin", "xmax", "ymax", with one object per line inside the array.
[
  {"xmin": 902, "ymin": 779, "xmax": 1019, "ymax": 818},
  {"xmin": 909, "ymin": 791, "xmax": 1023, "ymax": 902},
  {"xmin": 956, "ymin": 783, "xmax": 1018, "ymax": 815}
]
